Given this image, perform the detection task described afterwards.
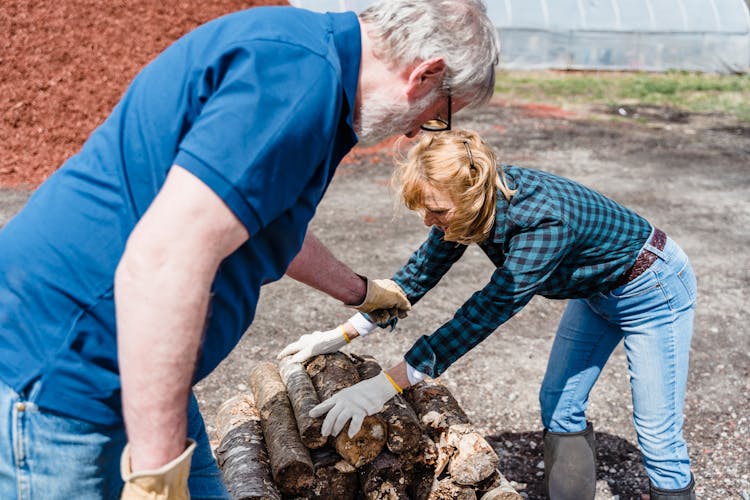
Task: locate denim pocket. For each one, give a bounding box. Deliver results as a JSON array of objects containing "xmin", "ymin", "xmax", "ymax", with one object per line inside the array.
[
  {"xmin": 675, "ymin": 260, "xmax": 698, "ymax": 304},
  {"xmin": 601, "ymin": 268, "xmax": 659, "ymax": 299}
]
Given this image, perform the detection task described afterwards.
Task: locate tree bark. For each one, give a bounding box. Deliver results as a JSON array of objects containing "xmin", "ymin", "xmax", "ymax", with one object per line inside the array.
[
  {"xmin": 358, "ymin": 449, "xmax": 409, "ymax": 500},
  {"xmin": 278, "ymin": 357, "xmax": 326, "ymax": 449},
  {"xmin": 427, "ymin": 478, "xmax": 478, "ymax": 500},
  {"xmin": 351, "ymin": 354, "xmax": 426, "ymax": 456},
  {"xmin": 405, "ymin": 379, "xmax": 515, "ymax": 492},
  {"xmin": 403, "ymin": 378, "xmax": 470, "ymax": 437},
  {"xmin": 304, "ymin": 446, "xmax": 359, "ymax": 500},
  {"xmin": 477, "ymin": 469, "xmax": 523, "ymax": 500},
  {"xmin": 248, "ymin": 362, "xmax": 314, "ymax": 495},
  {"xmin": 306, "ymin": 353, "xmax": 387, "ymax": 467},
  {"xmin": 214, "ymin": 394, "xmax": 281, "ymax": 500},
  {"xmin": 407, "ymin": 464, "xmax": 438, "ymax": 500}
]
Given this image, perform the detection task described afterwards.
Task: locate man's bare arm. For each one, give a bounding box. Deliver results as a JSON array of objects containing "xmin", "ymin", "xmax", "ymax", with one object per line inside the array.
[
  {"xmin": 285, "ymin": 231, "xmax": 367, "ymax": 305},
  {"xmin": 115, "ymin": 165, "xmax": 248, "ymax": 471}
]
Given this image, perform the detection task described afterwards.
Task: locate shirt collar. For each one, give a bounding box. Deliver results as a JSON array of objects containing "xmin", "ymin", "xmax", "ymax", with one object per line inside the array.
[
  {"xmin": 488, "ymin": 165, "xmax": 517, "ymax": 244},
  {"xmin": 329, "ymin": 11, "xmax": 361, "ymax": 131}
]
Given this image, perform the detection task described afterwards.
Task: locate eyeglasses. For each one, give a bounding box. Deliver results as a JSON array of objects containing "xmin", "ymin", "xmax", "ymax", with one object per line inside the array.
[{"xmin": 420, "ymin": 87, "xmax": 452, "ymax": 132}]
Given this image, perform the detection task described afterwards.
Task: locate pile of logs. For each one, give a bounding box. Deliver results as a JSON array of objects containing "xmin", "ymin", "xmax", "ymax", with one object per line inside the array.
[{"xmin": 215, "ymin": 352, "xmax": 521, "ymax": 499}]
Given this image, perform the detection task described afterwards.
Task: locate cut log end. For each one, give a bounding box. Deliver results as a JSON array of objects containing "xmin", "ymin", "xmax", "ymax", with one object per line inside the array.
[{"xmin": 335, "ymin": 415, "xmax": 387, "ymax": 468}]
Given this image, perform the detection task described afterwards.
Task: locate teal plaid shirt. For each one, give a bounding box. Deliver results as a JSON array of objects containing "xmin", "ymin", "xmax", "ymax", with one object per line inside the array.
[{"xmin": 394, "ymin": 165, "xmax": 652, "ymax": 378}]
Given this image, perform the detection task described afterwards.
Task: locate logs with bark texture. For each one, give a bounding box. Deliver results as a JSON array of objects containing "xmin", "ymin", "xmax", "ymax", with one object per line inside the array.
[
  {"xmin": 358, "ymin": 449, "xmax": 409, "ymax": 499},
  {"xmin": 405, "ymin": 379, "xmax": 519, "ymax": 497},
  {"xmin": 248, "ymin": 362, "xmax": 314, "ymax": 495},
  {"xmin": 351, "ymin": 354, "xmax": 426, "ymax": 456},
  {"xmin": 477, "ymin": 470, "xmax": 525, "ymax": 500},
  {"xmin": 404, "ymin": 377, "xmax": 470, "ymax": 436},
  {"xmin": 304, "ymin": 446, "xmax": 359, "ymax": 500},
  {"xmin": 214, "ymin": 394, "xmax": 281, "ymax": 500},
  {"xmin": 217, "ymin": 354, "xmax": 519, "ymax": 499},
  {"xmin": 306, "ymin": 352, "xmax": 387, "ymax": 467},
  {"xmin": 278, "ymin": 357, "xmax": 326, "ymax": 449}
]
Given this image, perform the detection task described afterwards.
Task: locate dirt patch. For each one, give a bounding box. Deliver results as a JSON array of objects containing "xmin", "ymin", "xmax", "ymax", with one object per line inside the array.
[{"xmin": 1, "ymin": 2, "xmax": 749, "ymax": 499}]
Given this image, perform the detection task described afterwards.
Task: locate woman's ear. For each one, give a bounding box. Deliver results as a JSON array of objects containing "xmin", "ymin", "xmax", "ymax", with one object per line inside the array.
[{"xmin": 405, "ymin": 57, "xmax": 446, "ymax": 100}]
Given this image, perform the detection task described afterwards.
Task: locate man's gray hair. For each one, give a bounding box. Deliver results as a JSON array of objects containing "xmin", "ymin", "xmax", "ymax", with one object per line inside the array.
[{"xmin": 360, "ymin": 0, "xmax": 500, "ymax": 108}]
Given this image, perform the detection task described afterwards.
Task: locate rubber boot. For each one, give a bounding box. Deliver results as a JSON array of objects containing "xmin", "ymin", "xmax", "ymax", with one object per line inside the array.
[
  {"xmin": 650, "ymin": 475, "xmax": 696, "ymax": 500},
  {"xmin": 543, "ymin": 422, "xmax": 596, "ymax": 500}
]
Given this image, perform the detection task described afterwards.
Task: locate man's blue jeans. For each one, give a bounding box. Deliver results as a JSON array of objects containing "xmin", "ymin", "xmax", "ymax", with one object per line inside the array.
[
  {"xmin": 540, "ymin": 236, "xmax": 697, "ymax": 490},
  {"xmin": 0, "ymin": 380, "xmax": 229, "ymax": 499}
]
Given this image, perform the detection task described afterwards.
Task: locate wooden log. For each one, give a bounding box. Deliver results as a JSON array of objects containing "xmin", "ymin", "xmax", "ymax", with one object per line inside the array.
[
  {"xmin": 306, "ymin": 446, "xmax": 359, "ymax": 500},
  {"xmin": 278, "ymin": 357, "xmax": 326, "ymax": 449},
  {"xmin": 477, "ymin": 470, "xmax": 523, "ymax": 500},
  {"xmin": 306, "ymin": 353, "xmax": 387, "ymax": 468},
  {"xmin": 248, "ymin": 362, "xmax": 314, "ymax": 495},
  {"xmin": 334, "ymin": 414, "xmax": 388, "ymax": 468},
  {"xmin": 403, "ymin": 378, "xmax": 470, "ymax": 437},
  {"xmin": 405, "ymin": 379, "xmax": 514, "ymax": 492},
  {"xmin": 351, "ymin": 354, "xmax": 425, "ymax": 456},
  {"xmin": 442, "ymin": 424, "xmax": 499, "ymax": 486},
  {"xmin": 214, "ymin": 394, "xmax": 281, "ymax": 500},
  {"xmin": 358, "ymin": 450, "xmax": 409, "ymax": 500},
  {"xmin": 406, "ymin": 464, "xmax": 438, "ymax": 500},
  {"xmin": 305, "ymin": 352, "xmax": 360, "ymax": 398},
  {"xmin": 427, "ymin": 478, "xmax": 477, "ymax": 500}
]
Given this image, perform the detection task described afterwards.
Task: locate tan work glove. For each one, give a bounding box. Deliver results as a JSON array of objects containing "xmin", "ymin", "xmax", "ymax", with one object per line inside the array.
[
  {"xmin": 121, "ymin": 439, "xmax": 196, "ymax": 500},
  {"xmin": 352, "ymin": 278, "xmax": 411, "ymax": 324}
]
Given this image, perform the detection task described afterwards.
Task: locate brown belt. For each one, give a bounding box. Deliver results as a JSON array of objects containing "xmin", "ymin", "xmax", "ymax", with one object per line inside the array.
[{"xmin": 611, "ymin": 228, "xmax": 667, "ymax": 289}]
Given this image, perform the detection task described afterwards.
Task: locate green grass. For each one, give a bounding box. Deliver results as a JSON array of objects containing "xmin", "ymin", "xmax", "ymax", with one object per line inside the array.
[{"xmin": 494, "ymin": 71, "xmax": 750, "ymax": 122}]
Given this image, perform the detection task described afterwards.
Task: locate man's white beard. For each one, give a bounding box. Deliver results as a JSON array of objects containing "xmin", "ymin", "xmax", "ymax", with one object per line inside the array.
[{"xmin": 355, "ymin": 89, "xmax": 437, "ymax": 147}]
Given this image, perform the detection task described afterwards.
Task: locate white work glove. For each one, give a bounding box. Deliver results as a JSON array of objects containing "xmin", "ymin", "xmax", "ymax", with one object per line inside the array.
[
  {"xmin": 352, "ymin": 279, "xmax": 411, "ymax": 324},
  {"xmin": 309, "ymin": 371, "xmax": 400, "ymax": 438},
  {"xmin": 277, "ymin": 326, "xmax": 350, "ymax": 364}
]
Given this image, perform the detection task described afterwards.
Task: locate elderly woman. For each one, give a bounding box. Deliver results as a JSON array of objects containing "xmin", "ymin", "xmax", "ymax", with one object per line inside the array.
[{"xmin": 279, "ymin": 130, "xmax": 697, "ymax": 499}]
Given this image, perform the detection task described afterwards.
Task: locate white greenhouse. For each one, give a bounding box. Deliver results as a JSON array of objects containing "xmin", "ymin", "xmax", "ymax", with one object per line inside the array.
[{"xmin": 289, "ymin": 0, "xmax": 750, "ymax": 74}]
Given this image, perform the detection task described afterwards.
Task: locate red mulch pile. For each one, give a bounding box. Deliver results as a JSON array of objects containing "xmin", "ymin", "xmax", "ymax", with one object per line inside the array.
[{"xmin": 1, "ymin": 0, "xmax": 288, "ymax": 188}]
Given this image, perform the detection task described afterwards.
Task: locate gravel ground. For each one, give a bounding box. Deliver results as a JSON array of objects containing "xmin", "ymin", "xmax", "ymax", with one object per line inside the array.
[
  {"xmin": 192, "ymin": 102, "xmax": 749, "ymax": 499},
  {"xmin": 2, "ymin": 100, "xmax": 748, "ymax": 500},
  {"xmin": 3, "ymin": 2, "xmax": 747, "ymax": 498}
]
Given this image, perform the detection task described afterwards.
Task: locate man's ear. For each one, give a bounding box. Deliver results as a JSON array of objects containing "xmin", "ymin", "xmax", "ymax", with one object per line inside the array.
[{"xmin": 406, "ymin": 57, "xmax": 446, "ymax": 100}]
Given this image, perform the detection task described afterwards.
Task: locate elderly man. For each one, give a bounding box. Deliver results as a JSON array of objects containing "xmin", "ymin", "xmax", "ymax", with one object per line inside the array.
[{"xmin": 0, "ymin": 1, "xmax": 499, "ymax": 498}]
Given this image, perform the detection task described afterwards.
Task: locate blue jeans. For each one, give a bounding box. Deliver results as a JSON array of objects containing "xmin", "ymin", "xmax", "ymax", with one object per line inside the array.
[
  {"xmin": 539, "ymin": 236, "xmax": 696, "ymax": 490},
  {"xmin": 0, "ymin": 380, "xmax": 229, "ymax": 499}
]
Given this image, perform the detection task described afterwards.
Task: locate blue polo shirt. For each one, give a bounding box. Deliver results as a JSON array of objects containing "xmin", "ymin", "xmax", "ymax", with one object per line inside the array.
[{"xmin": 0, "ymin": 7, "xmax": 361, "ymax": 425}]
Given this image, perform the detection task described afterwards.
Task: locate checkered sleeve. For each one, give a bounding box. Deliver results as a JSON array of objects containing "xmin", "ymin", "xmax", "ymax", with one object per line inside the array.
[
  {"xmin": 404, "ymin": 220, "xmax": 575, "ymax": 377},
  {"xmin": 392, "ymin": 227, "xmax": 467, "ymax": 306}
]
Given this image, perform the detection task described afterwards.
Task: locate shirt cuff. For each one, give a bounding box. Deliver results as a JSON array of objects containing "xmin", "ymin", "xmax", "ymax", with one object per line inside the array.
[
  {"xmin": 406, "ymin": 362, "xmax": 427, "ymax": 386},
  {"xmin": 348, "ymin": 312, "xmax": 377, "ymax": 337}
]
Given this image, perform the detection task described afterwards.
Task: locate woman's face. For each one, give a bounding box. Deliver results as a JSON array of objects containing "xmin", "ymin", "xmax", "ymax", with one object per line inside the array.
[{"xmin": 420, "ymin": 183, "xmax": 456, "ymax": 232}]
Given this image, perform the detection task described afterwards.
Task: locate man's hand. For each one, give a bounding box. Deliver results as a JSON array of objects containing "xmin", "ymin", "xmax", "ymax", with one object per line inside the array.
[
  {"xmin": 120, "ymin": 439, "xmax": 196, "ymax": 500},
  {"xmin": 277, "ymin": 326, "xmax": 350, "ymax": 363},
  {"xmin": 309, "ymin": 371, "xmax": 400, "ymax": 438},
  {"xmin": 352, "ymin": 279, "xmax": 410, "ymax": 324}
]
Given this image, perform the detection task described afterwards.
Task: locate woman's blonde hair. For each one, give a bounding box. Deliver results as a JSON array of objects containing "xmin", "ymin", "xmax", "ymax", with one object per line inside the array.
[{"xmin": 394, "ymin": 130, "xmax": 515, "ymax": 244}]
